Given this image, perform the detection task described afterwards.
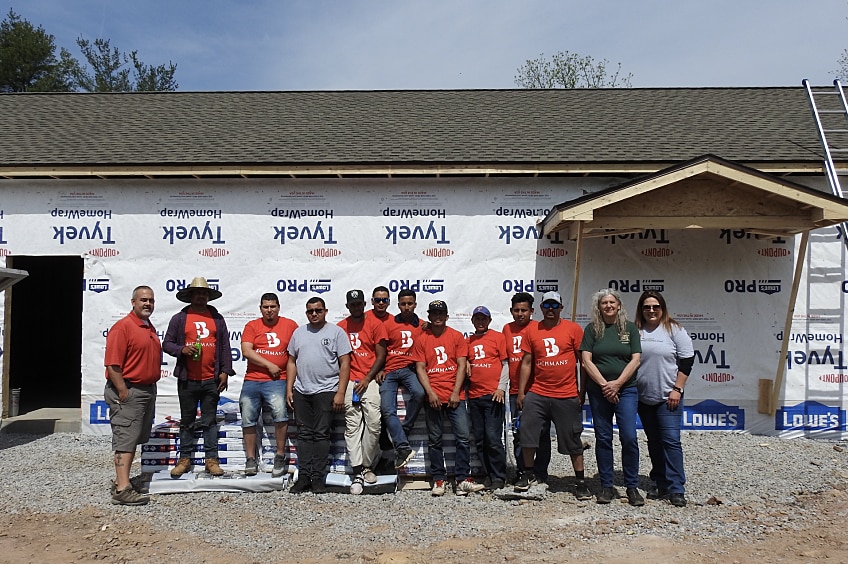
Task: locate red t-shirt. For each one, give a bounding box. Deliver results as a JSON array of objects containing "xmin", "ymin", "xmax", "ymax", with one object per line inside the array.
[
  {"xmin": 369, "ymin": 311, "xmax": 422, "ymax": 373},
  {"xmin": 104, "ymin": 311, "xmax": 162, "ymax": 386},
  {"xmin": 520, "ymin": 320, "xmax": 583, "ymax": 399},
  {"xmin": 411, "ymin": 326, "xmax": 468, "ymax": 403},
  {"xmin": 466, "ymin": 329, "xmax": 508, "ymax": 399},
  {"xmin": 502, "ymin": 321, "xmax": 533, "ymax": 395},
  {"xmin": 242, "ymin": 316, "xmax": 298, "ymax": 382},
  {"xmin": 337, "ymin": 314, "xmax": 388, "ymax": 381},
  {"xmin": 185, "ymin": 311, "xmax": 217, "ymax": 381}
]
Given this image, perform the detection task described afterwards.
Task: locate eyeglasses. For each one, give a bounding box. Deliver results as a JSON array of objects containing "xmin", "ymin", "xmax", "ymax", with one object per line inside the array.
[
  {"xmin": 372, "ymin": 298, "xmax": 390, "ymax": 304},
  {"xmin": 642, "ymin": 305, "xmax": 662, "ymax": 311},
  {"xmin": 306, "ymin": 308, "xmax": 325, "ymax": 315},
  {"xmin": 541, "ymin": 302, "xmax": 562, "ymax": 310}
]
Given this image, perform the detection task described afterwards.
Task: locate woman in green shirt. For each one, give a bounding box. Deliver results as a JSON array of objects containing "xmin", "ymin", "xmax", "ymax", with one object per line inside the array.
[{"xmin": 580, "ymin": 289, "xmax": 642, "ymax": 506}]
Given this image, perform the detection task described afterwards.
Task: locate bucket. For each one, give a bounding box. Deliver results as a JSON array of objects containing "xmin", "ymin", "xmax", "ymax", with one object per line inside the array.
[{"xmin": 10, "ymin": 388, "xmax": 20, "ymax": 417}]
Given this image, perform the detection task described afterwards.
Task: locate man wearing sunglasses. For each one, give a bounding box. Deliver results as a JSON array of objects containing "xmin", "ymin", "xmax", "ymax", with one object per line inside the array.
[
  {"xmin": 514, "ymin": 291, "xmax": 590, "ymax": 500},
  {"xmin": 286, "ymin": 297, "xmax": 352, "ymax": 494},
  {"xmin": 368, "ymin": 287, "xmax": 426, "ymax": 470}
]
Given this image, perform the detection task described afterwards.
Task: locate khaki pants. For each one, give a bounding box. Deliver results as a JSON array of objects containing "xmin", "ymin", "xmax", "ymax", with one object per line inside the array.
[{"xmin": 343, "ymin": 379, "xmax": 382, "ymax": 469}]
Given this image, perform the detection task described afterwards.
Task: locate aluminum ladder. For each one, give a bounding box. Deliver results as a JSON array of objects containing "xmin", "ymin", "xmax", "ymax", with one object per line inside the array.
[{"xmin": 803, "ymin": 78, "xmax": 848, "ymax": 251}]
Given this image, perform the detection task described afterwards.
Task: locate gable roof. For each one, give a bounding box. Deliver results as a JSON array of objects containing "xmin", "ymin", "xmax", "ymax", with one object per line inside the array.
[
  {"xmin": 0, "ymin": 87, "xmax": 833, "ymax": 178},
  {"xmin": 542, "ymin": 155, "xmax": 848, "ymax": 239}
]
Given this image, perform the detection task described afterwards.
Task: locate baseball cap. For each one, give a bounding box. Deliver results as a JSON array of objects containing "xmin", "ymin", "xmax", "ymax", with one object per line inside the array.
[
  {"xmin": 427, "ymin": 300, "xmax": 448, "ymax": 313},
  {"xmin": 471, "ymin": 305, "xmax": 491, "ymax": 317},
  {"xmin": 346, "ymin": 289, "xmax": 365, "ymax": 304},
  {"xmin": 542, "ymin": 291, "xmax": 563, "ymax": 305}
]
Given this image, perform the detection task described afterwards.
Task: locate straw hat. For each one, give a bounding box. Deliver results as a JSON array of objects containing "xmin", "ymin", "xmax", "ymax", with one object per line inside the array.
[{"xmin": 176, "ymin": 277, "xmax": 222, "ymax": 303}]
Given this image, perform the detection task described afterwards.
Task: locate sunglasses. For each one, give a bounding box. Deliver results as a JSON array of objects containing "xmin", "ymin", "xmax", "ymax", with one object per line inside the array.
[
  {"xmin": 541, "ymin": 302, "xmax": 562, "ymax": 310},
  {"xmin": 372, "ymin": 298, "xmax": 390, "ymax": 304},
  {"xmin": 642, "ymin": 305, "xmax": 662, "ymax": 311},
  {"xmin": 306, "ymin": 308, "xmax": 325, "ymax": 315}
]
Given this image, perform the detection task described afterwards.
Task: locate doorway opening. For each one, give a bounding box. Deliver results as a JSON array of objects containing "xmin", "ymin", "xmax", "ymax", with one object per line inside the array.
[{"xmin": 6, "ymin": 256, "xmax": 83, "ymax": 414}]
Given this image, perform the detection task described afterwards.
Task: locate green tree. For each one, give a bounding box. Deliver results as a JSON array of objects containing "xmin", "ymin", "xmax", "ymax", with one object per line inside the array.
[
  {"xmin": 515, "ymin": 51, "xmax": 633, "ymax": 89},
  {"xmin": 71, "ymin": 37, "xmax": 178, "ymax": 92},
  {"xmin": 837, "ymin": 49, "xmax": 848, "ymax": 82},
  {"xmin": 0, "ymin": 9, "xmax": 74, "ymax": 92}
]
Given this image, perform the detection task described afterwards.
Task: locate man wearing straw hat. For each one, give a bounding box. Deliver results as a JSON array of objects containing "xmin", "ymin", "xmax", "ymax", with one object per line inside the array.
[{"xmin": 163, "ymin": 277, "xmax": 236, "ymax": 478}]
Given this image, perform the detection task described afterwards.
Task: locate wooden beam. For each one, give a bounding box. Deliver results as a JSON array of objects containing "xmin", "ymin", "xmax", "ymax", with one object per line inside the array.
[
  {"xmin": 571, "ymin": 222, "xmax": 584, "ymax": 322},
  {"xmin": 581, "ymin": 216, "xmax": 815, "ymax": 230},
  {"xmin": 770, "ymin": 230, "xmax": 810, "ymax": 415},
  {"xmin": 0, "ymin": 161, "xmax": 827, "ymax": 180}
]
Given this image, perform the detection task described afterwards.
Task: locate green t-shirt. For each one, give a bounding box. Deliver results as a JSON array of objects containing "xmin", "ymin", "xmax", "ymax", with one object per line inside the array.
[{"xmin": 580, "ymin": 321, "xmax": 641, "ymax": 389}]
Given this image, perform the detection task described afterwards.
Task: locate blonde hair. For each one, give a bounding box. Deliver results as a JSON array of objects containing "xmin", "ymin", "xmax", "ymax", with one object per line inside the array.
[{"xmin": 590, "ymin": 288, "xmax": 629, "ymax": 338}]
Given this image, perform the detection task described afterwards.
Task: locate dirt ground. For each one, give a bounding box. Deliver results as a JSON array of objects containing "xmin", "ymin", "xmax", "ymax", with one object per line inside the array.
[{"xmin": 2, "ymin": 487, "xmax": 848, "ymax": 563}]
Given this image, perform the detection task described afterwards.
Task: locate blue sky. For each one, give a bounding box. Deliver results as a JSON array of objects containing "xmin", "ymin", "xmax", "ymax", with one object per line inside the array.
[{"xmin": 8, "ymin": 0, "xmax": 848, "ymax": 91}]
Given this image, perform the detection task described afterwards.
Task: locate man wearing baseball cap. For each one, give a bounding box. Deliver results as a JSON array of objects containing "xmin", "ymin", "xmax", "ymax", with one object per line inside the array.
[
  {"xmin": 163, "ymin": 277, "xmax": 236, "ymax": 478},
  {"xmin": 337, "ymin": 289, "xmax": 388, "ymax": 494},
  {"xmin": 466, "ymin": 305, "xmax": 509, "ymax": 490},
  {"xmin": 413, "ymin": 300, "xmax": 485, "ymax": 496},
  {"xmin": 514, "ymin": 291, "xmax": 591, "ymax": 500}
]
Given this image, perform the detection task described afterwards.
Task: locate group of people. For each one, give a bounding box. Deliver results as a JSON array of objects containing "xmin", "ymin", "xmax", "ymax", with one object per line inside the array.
[{"xmin": 103, "ymin": 278, "xmax": 694, "ymax": 509}]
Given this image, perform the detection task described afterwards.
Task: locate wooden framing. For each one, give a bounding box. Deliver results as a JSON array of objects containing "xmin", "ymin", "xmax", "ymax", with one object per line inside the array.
[
  {"xmin": 0, "ymin": 161, "xmax": 826, "ymax": 181},
  {"xmin": 541, "ymin": 155, "xmax": 848, "ymax": 415}
]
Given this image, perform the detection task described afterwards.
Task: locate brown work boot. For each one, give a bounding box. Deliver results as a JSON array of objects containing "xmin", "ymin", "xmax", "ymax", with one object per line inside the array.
[
  {"xmin": 205, "ymin": 457, "xmax": 224, "ymax": 476},
  {"xmin": 170, "ymin": 457, "xmax": 192, "ymax": 478}
]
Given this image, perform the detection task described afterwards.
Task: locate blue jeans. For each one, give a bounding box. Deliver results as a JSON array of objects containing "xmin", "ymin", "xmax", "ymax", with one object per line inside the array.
[
  {"xmin": 425, "ymin": 401, "xmax": 472, "ymax": 482},
  {"xmin": 467, "ymin": 395, "xmax": 506, "ymax": 482},
  {"xmin": 379, "ymin": 365, "xmax": 425, "ymax": 451},
  {"xmin": 638, "ymin": 400, "xmax": 686, "ymax": 494},
  {"xmin": 239, "ymin": 379, "xmax": 288, "ymax": 427},
  {"xmin": 509, "ymin": 394, "xmax": 551, "ymax": 482},
  {"xmin": 177, "ymin": 379, "xmax": 220, "ymax": 458},
  {"xmin": 587, "ymin": 385, "xmax": 639, "ymax": 488}
]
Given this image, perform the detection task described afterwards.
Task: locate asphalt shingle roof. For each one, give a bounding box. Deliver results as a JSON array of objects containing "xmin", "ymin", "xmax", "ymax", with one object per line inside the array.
[{"xmin": 0, "ymin": 88, "xmax": 829, "ymax": 167}]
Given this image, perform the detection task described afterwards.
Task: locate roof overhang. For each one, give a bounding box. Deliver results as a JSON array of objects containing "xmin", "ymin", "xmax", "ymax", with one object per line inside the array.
[
  {"xmin": 0, "ymin": 267, "xmax": 28, "ymax": 293},
  {"xmin": 542, "ymin": 155, "xmax": 848, "ymax": 239},
  {"xmin": 0, "ymin": 161, "xmax": 826, "ymax": 180}
]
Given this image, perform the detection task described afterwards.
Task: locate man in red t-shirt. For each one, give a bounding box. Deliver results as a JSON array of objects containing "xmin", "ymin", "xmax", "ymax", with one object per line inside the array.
[
  {"xmin": 502, "ymin": 292, "xmax": 552, "ymax": 484},
  {"xmin": 240, "ymin": 292, "xmax": 298, "ymax": 478},
  {"xmin": 103, "ymin": 285, "xmax": 162, "ymax": 506},
  {"xmin": 466, "ymin": 305, "xmax": 508, "ymax": 490},
  {"xmin": 413, "ymin": 300, "xmax": 485, "ymax": 497},
  {"xmin": 514, "ymin": 291, "xmax": 591, "ymax": 501},
  {"xmin": 337, "ymin": 289, "xmax": 388, "ymax": 494},
  {"xmin": 369, "ymin": 287, "xmax": 426, "ymax": 469}
]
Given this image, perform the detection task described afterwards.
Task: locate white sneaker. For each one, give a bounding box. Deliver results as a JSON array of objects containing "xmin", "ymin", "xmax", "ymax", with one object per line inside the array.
[
  {"xmin": 350, "ymin": 475, "xmax": 364, "ymax": 495},
  {"xmin": 456, "ymin": 478, "xmax": 485, "ymax": 496},
  {"xmin": 431, "ymin": 479, "xmax": 446, "ymax": 497}
]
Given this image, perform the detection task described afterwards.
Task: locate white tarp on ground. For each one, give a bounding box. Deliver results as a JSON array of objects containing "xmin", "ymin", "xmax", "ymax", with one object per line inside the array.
[{"xmin": 0, "ymin": 176, "xmax": 844, "ymax": 447}]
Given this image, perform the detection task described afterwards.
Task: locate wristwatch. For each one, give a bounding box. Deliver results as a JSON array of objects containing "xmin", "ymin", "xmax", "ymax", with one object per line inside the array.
[{"xmin": 671, "ymin": 386, "xmax": 684, "ymax": 394}]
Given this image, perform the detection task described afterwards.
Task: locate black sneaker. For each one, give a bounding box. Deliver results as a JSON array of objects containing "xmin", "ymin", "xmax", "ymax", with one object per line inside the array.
[
  {"xmin": 646, "ymin": 485, "xmax": 669, "ymax": 500},
  {"xmin": 514, "ymin": 471, "xmax": 538, "ymax": 492},
  {"xmin": 311, "ymin": 478, "xmax": 327, "ymax": 494},
  {"xmin": 596, "ymin": 486, "xmax": 618, "ymax": 504},
  {"xmin": 489, "ymin": 479, "xmax": 506, "ymax": 491},
  {"xmin": 289, "ymin": 478, "xmax": 311, "ymax": 494},
  {"xmin": 669, "ymin": 493, "xmax": 687, "ymax": 507},
  {"xmin": 573, "ymin": 480, "xmax": 593, "ymax": 501},
  {"xmin": 394, "ymin": 447, "xmax": 414, "ymax": 469},
  {"xmin": 626, "ymin": 487, "xmax": 645, "ymax": 506},
  {"xmin": 244, "ymin": 457, "xmax": 258, "ymax": 476},
  {"xmin": 271, "ymin": 454, "xmax": 287, "ymax": 478}
]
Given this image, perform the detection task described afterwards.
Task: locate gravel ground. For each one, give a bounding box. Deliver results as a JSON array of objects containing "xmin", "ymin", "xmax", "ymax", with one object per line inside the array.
[{"xmin": 0, "ymin": 431, "xmax": 846, "ymax": 562}]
